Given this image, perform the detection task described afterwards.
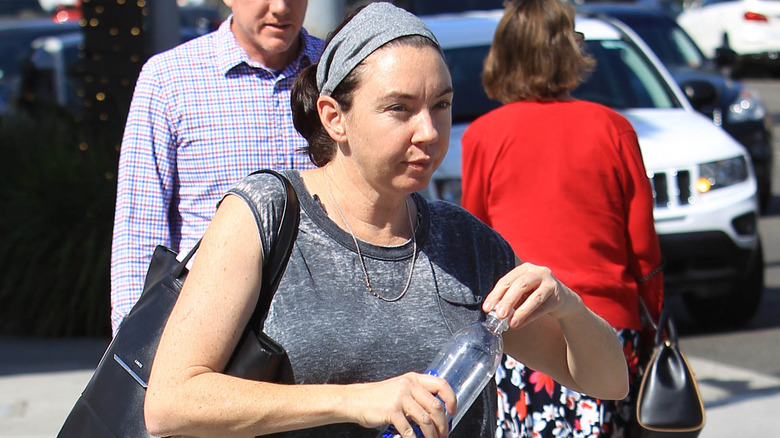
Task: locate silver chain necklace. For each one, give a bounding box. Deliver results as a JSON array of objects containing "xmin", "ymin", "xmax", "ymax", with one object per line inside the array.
[{"xmin": 323, "ymin": 168, "xmax": 417, "ymax": 302}]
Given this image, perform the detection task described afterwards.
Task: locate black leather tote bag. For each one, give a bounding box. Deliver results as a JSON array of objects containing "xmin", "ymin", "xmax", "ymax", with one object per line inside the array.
[
  {"xmin": 58, "ymin": 169, "xmax": 299, "ymax": 438},
  {"xmin": 632, "ymin": 309, "xmax": 705, "ymax": 438}
]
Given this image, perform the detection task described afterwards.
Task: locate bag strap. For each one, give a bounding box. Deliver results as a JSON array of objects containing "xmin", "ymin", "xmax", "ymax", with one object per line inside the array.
[
  {"xmin": 249, "ymin": 169, "xmax": 300, "ymax": 331},
  {"xmin": 169, "ymin": 169, "xmax": 299, "ymax": 330},
  {"xmin": 636, "ymin": 258, "xmax": 664, "ymax": 333},
  {"xmin": 638, "ymin": 297, "xmax": 658, "ymax": 333}
]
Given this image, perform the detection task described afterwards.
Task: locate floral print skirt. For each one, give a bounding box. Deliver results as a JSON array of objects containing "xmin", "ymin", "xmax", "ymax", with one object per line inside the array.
[{"xmin": 495, "ymin": 328, "xmax": 642, "ymax": 438}]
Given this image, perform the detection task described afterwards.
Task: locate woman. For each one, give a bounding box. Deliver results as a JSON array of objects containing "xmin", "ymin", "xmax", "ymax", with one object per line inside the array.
[
  {"xmin": 144, "ymin": 3, "xmax": 628, "ymax": 437},
  {"xmin": 460, "ymin": 0, "xmax": 664, "ymax": 437}
]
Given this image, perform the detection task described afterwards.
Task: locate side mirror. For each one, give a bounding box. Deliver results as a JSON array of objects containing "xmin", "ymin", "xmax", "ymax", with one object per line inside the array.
[
  {"xmin": 681, "ymin": 80, "xmax": 718, "ymax": 109},
  {"xmin": 713, "ymin": 47, "xmax": 738, "ymax": 68}
]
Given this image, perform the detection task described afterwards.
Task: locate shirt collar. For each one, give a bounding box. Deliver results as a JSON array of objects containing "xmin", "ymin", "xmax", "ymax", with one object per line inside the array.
[{"xmin": 216, "ymin": 15, "xmax": 323, "ymax": 77}]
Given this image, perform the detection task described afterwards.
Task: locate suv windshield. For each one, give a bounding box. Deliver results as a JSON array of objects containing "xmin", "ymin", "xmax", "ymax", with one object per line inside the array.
[
  {"xmin": 443, "ymin": 36, "xmax": 679, "ymax": 123},
  {"xmin": 573, "ymin": 39, "xmax": 679, "ymax": 109}
]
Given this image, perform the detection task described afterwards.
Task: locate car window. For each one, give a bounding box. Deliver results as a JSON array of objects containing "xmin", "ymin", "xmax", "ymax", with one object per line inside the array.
[
  {"xmin": 573, "ymin": 39, "xmax": 678, "ymax": 109},
  {"xmin": 622, "ymin": 19, "xmax": 706, "ymax": 69},
  {"xmin": 442, "ymin": 45, "xmax": 501, "ymax": 123}
]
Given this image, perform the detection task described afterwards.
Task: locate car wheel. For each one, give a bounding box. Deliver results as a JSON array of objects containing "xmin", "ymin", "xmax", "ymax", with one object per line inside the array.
[{"xmin": 683, "ymin": 241, "xmax": 764, "ymax": 327}]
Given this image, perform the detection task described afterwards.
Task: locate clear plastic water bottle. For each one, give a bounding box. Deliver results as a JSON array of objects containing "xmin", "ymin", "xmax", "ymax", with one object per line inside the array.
[{"xmin": 378, "ymin": 310, "xmax": 510, "ymax": 437}]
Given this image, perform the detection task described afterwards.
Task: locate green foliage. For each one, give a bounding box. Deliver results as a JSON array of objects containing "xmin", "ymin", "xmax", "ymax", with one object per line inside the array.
[{"xmin": 0, "ymin": 112, "xmax": 119, "ymax": 337}]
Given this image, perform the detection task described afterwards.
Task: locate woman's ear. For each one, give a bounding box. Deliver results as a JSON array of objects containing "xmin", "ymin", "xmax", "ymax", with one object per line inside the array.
[{"xmin": 317, "ymin": 95, "xmax": 347, "ymax": 143}]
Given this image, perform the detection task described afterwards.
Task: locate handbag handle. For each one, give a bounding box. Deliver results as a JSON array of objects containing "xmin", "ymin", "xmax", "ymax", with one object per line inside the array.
[{"xmin": 654, "ymin": 309, "xmax": 677, "ymax": 346}]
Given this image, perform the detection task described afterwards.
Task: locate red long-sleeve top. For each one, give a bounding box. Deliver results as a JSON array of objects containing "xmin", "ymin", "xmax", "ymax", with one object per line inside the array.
[{"xmin": 461, "ymin": 100, "xmax": 663, "ymax": 330}]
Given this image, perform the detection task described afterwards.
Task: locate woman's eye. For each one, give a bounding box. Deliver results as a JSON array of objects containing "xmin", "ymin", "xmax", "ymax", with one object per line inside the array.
[
  {"xmin": 436, "ymin": 100, "xmax": 452, "ymax": 110},
  {"xmin": 389, "ymin": 104, "xmax": 408, "ymax": 112}
]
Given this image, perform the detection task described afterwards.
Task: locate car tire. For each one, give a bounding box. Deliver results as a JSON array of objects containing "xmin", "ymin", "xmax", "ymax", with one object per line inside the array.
[{"xmin": 683, "ymin": 241, "xmax": 765, "ymax": 328}]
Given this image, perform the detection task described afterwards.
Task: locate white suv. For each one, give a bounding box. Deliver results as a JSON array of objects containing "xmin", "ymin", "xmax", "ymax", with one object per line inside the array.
[{"xmin": 421, "ymin": 11, "xmax": 765, "ymax": 326}]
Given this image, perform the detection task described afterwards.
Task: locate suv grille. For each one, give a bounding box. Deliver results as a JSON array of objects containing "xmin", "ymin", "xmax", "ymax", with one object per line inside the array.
[{"xmin": 650, "ymin": 170, "xmax": 692, "ymax": 208}]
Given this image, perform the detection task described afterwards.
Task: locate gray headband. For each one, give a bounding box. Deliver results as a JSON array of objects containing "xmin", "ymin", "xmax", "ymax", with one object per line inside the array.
[{"xmin": 316, "ymin": 2, "xmax": 439, "ymax": 95}]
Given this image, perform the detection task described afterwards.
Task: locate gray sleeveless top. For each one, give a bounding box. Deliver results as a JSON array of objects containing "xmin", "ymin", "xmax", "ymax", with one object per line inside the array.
[{"xmin": 226, "ymin": 170, "xmax": 515, "ymax": 438}]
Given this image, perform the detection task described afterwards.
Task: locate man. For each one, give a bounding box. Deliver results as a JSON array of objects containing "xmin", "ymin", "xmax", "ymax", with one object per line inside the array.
[{"xmin": 111, "ymin": 0, "xmax": 324, "ymax": 335}]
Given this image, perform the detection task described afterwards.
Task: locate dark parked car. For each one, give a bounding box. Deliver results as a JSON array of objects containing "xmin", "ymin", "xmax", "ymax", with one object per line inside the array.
[
  {"xmin": 13, "ymin": 6, "xmax": 222, "ymax": 117},
  {"xmin": 579, "ymin": 4, "xmax": 775, "ymax": 213},
  {"xmin": 0, "ymin": 18, "xmax": 79, "ymax": 116}
]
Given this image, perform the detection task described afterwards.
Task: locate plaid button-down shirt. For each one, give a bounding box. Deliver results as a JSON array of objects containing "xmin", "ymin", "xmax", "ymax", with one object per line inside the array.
[{"xmin": 110, "ymin": 17, "xmax": 324, "ymax": 334}]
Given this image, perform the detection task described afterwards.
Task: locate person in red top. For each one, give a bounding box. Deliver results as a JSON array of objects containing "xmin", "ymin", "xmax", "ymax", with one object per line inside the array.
[{"xmin": 461, "ymin": 0, "xmax": 663, "ymax": 437}]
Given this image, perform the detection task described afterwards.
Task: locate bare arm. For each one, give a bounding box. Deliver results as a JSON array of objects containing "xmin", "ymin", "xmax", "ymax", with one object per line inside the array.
[
  {"xmin": 144, "ymin": 195, "xmax": 456, "ymax": 438},
  {"xmin": 483, "ymin": 258, "xmax": 629, "ymax": 400}
]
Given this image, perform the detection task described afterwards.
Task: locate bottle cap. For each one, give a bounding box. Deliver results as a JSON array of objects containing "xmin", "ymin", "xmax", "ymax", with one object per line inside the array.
[{"xmin": 486, "ymin": 310, "xmax": 510, "ymax": 333}]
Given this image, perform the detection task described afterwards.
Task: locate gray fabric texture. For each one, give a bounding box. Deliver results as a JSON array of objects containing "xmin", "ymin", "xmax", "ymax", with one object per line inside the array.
[
  {"xmin": 315, "ymin": 1, "xmax": 439, "ymax": 95},
  {"xmin": 225, "ymin": 170, "xmax": 516, "ymax": 438}
]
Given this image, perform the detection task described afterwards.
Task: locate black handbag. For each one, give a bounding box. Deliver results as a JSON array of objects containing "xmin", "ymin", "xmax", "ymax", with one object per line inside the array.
[
  {"xmin": 631, "ymin": 306, "xmax": 705, "ymax": 438},
  {"xmin": 58, "ymin": 169, "xmax": 300, "ymax": 438}
]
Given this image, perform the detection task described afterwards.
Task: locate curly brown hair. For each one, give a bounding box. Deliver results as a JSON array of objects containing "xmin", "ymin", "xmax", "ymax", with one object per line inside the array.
[{"xmin": 482, "ymin": 0, "xmax": 595, "ymax": 103}]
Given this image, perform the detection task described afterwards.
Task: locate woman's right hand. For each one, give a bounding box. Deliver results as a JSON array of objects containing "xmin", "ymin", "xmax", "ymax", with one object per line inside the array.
[{"xmin": 347, "ymin": 372, "xmax": 457, "ymax": 437}]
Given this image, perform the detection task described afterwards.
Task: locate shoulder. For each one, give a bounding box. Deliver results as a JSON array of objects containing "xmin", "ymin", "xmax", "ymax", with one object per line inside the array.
[
  {"xmin": 464, "ymin": 101, "xmax": 540, "ymax": 139},
  {"xmin": 226, "ymin": 170, "xmax": 297, "ymax": 262},
  {"xmin": 426, "ymin": 200, "xmax": 513, "ymax": 253},
  {"xmin": 423, "ymin": 199, "xmax": 516, "ymax": 289},
  {"xmin": 571, "ymin": 100, "xmax": 634, "ymax": 132},
  {"xmin": 300, "ymin": 28, "xmax": 325, "ymax": 64},
  {"xmin": 467, "ymin": 103, "xmax": 514, "ymax": 129},
  {"xmin": 140, "ymin": 32, "xmax": 218, "ymax": 78},
  {"xmin": 426, "ymin": 199, "xmax": 483, "ymax": 228},
  {"xmin": 229, "ymin": 170, "xmax": 291, "ymax": 205}
]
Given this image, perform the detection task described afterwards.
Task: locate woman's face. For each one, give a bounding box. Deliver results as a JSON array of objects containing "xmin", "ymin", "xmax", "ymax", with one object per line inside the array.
[{"xmin": 340, "ymin": 44, "xmax": 453, "ymax": 196}]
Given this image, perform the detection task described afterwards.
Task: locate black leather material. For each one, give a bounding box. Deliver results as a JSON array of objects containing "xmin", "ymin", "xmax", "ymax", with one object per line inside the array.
[
  {"xmin": 632, "ymin": 311, "xmax": 705, "ymax": 438},
  {"xmin": 58, "ymin": 169, "xmax": 299, "ymax": 438}
]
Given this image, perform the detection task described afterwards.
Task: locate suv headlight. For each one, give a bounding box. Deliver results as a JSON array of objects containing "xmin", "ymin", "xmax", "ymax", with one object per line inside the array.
[
  {"xmin": 696, "ymin": 156, "xmax": 748, "ymax": 193},
  {"xmin": 727, "ymin": 88, "xmax": 766, "ymax": 123}
]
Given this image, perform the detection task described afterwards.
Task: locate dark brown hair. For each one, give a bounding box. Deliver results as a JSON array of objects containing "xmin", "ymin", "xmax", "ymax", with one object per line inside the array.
[{"xmin": 482, "ymin": 0, "xmax": 595, "ymax": 103}]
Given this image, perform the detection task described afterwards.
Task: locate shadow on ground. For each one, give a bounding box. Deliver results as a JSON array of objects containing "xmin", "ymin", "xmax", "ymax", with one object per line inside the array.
[{"xmin": 0, "ymin": 337, "xmax": 108, "ymax": 376}]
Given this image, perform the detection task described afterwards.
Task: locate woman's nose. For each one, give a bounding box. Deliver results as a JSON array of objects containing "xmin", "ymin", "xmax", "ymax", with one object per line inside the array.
[{"xmin": 412, "ymin": 110, "xmax": 440, "ymax": 145}]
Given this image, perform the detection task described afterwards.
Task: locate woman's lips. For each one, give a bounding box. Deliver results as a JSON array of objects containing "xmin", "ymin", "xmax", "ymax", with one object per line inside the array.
[{"xmin": 407, "ymin": 159, "xmax": 432, "ymax": 171}]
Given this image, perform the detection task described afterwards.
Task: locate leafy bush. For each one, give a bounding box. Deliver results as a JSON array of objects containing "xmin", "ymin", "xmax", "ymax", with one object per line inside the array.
[{"xmin": 0, "ymin": 112, "xmax": 119, "ymax": 337}]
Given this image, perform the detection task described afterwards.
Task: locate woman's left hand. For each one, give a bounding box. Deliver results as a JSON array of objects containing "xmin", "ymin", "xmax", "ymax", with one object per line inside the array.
[{"xmin": 482, "ymin": 261, "xmax": 583, "ymax": 329}]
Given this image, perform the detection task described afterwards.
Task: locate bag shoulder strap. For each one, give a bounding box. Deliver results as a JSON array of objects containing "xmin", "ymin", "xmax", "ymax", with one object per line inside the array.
[{"xmin": 249, "ymin": 169, "xmax": 300, "ymax": 330}]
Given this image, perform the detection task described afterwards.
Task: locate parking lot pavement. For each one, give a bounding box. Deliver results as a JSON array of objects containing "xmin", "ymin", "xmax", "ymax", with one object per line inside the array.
[
  {"xmin": 688, "ymin": 356, "xmax": 780, "ymax": 437},
  {"xmin": 0, "ymin": 337, "xmax": 107, "ymax": 438},
  {"xmin": 1, "ymin": 337, "xmax": 779, "ymax": 437}
]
